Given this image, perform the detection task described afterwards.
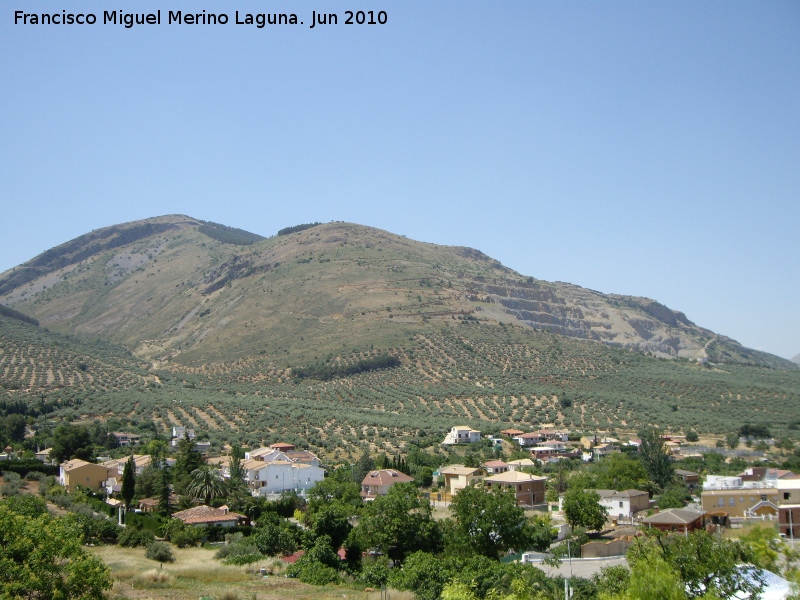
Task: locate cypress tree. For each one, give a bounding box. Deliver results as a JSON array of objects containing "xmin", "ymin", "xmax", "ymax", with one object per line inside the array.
[{"xmin": 121, "ymin": 455, "xmax": 136, "ymax": 510}]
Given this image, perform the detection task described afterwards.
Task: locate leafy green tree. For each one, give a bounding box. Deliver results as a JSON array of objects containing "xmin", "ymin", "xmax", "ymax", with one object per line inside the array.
[
  {"xmin": 3, "ymin": 414, "xmax": 27, "ymax": 443},
  {"xmin": 0, "ymin": 502, "xmax": 112, "ymax": 598},
  {"xmin": 353, "ymin": 448, "xmax": 375, "ymax": 484},
  {"xmin": 738, "ymin": 525, "xmax": 793, "ymax": 575},
  {"xmin": 121, "ymin": 455, "xmax": 136, "ymax": 510},
  {"xmin": 187, "ymin": 465, "xmax": 226, "ymax": 505},
  {"xmin": 658, "ymin": 485, "xmax": 691, "ymax": 509},
  {"xmin": 254, "ymin": 513, "xmax": 302, "ymax": 556},
  {"xmin": 307, "ymin": 466, "xmax": 363, "ymax": 518},
  {"xmin": 627, "ymin": 530, "xmax": 764, "ymax": 599},
  {"xmin": 356, "ymin": 482, "xmax": 442, "ymax": 565},
  {"xmin": 622, "ymin": 554, "xmax": 687, "ymax": 600},
  {"xmin": 306, "ymin": 502, "xmax": 352, "ymax": 550},
  {"xmin": 388, "ymin": 551, "xmax": 451, "ymax": 600},
  {"xmin": 415, "ymin": 466, "xmax": 433, "ymax": 487},
  {"xmin": 638, "ymin": 427, "xmax": 675, "ymax": 491},
  {"xmin": 51, "ymin": 422, "xmax": 94, "ymax": 463},
  {"xmin": 562, "ymin": 488, "xmax": 609, "ymax": 533},
  {"xmin": 449, "ymin": 484, "xmax": 535, "ymax": 559},
  {"xmin": 685, "ymin": 430, "xmax": 699, "ymax": 443},
  {"xmin": 592, "ymin": 452, "xmax": 649, "ymax": 491},
  {"xmin": 135, "ymin": 463, "xmax": 159, "ymax": 499},
  {"xmin": 726, "ymin": 432, "xmax": 740, "ymax": 450}
]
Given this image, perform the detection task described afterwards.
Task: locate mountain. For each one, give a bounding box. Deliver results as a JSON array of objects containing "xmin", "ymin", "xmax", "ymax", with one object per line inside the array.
[
  {"xmin": 793, "ymin": 354, "xmax": 800, "ymax": 365},
  {"xmin": 2, "ymin": 215, "xmax": 798, "ymax": 457},
  {"xmin": 0, "ymin": 215, "xmax": 793, "ymax": 371}
]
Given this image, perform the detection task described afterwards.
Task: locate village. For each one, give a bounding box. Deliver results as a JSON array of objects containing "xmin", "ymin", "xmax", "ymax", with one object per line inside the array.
[{"xmin": 27, "ymin": 421, "xmax": 797, "ymax": 559}]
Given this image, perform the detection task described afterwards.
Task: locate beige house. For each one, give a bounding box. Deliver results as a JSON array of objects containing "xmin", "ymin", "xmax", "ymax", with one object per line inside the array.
[
  {"xmin": 507, "ymin": 458, "xmax": 537, "ymax": 471},
  {"xmin": 701, "ymin": 476, "xmax": 779, "ymax": 517},
  {"xmin": 482, "ymin": 460, "xmax": 510, "ymax": 475},
  {"xmin": 484, "ymin": 471, "xmax": 546, "ymax": 507},
  {"xmin": 59, "ymin": 459, "xmax": 112, "ymax": 493},
  {"xmin": 361, "ymin": 469, "xmax": 414, "ymax": 500},
  {"xmin": 440, "ymin": 464, "xmax": 486, "ymax": 495},
  {"xmin": 778, "ymin": 479, "xmax": 800, "ymax": 506},
  {"xmin": 35, "ymin": 447, "xmax": 53, "ymax": 465}
]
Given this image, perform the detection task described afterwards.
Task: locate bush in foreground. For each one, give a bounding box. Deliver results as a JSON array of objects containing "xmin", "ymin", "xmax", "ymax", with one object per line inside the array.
[{"xmin": 145, "ymin": 541, "xmax": 175, "ymax": 563}]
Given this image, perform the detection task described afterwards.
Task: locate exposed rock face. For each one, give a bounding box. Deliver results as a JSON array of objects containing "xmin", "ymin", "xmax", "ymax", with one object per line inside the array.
[{"xmin": 0, "ymin": 215, "xmax": 795, "ymax": 370}]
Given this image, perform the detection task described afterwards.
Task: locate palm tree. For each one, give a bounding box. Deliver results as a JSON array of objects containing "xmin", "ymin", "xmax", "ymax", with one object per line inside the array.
[{"xmin": 187, "ymin": 466, "xmax": 226, "ymax": 506}]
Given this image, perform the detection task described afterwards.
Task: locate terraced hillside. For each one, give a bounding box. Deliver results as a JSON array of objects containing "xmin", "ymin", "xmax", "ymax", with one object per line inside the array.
[
  {"xmin": 0, "ymin": 215, "xmax": 797, "ymax": 460},
  {"xmin": 2, "ymin": 311, "xmax": 799, "ymax": 462}
]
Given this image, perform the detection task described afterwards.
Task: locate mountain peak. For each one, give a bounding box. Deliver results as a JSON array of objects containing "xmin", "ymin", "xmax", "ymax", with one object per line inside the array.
[{"xmin": 0, "ymin": 216, "xmax": 795, "ymax": 371}]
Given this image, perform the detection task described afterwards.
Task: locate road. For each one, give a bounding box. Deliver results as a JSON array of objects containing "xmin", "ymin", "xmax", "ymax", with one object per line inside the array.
[{"xmin": 533, "ymin": 556, "xmax": 628, "ymax": 579}]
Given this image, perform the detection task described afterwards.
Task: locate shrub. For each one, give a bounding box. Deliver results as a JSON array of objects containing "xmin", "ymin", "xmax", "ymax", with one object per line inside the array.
[
  {"xmin": 134, "ymin": 568, "xmax": 174, "ymax": 587},
  {"xmin": 215, "ymin": 533, "xmax": 262, "ymax": 565},
  {"xmin": 118, "ymin": 527, "xmax": 155, "ymax": 548},
  {"xmin": 170, "ymin": 526, "xmax": 205, "ymax": 548},
  {"xmin": 287, "ymin": 560, "xmax": 340, "ymax": 586},
  {"xmin": 357, "ymin": 558, "xmax": 390, "ymax": 587},
  {"xmin": 145, "ymin": 541, "xmax": 175, "ymax": 563}
]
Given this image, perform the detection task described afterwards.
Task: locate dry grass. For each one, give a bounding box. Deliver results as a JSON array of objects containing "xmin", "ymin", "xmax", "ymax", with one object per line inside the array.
[{"xmin": 90, "ymin": 544, "xmax": 409, "ymax": 600}]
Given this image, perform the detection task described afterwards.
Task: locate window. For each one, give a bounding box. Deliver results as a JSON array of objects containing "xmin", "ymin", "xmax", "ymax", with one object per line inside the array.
[
  {"xmin": 718, "ymin": 498, "xmax": 724, "ymax": 507},
  {"xmin": 619, "ymin": 502, "xmax": 624, "ymax": 508},
  {"xmin": 729, "ymin": 498, "xmax": 735, "ymax": 507},
  {"xmin": 740, "ymin": 497, "xmax": 744, "ymax": 502},
  {"xmin": 785, "ymin": 493, "xmax": 791, "ymax": 500}
]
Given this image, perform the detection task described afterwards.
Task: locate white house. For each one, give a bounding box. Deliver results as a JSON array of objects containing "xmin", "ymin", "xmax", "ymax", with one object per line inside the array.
[
  {"xmin": 595, "ymin": 489, "xmax": 650, "ymax": 519},
  {"xmin": 245, "ymin": 447, "xmax": 321, "ymax": 467},
  {"xmin": 442, "ymin": 426, "xmax": 481, "ymax": 445},
  {"xmin": 241, "ymin": 458, "xmax": 324, "ymax": 496},
  {"xmin": 513, "ymin": 432, "xmax": 544, "ymax": 447},
  {"xmin": 172, "ymin": 427, "xmax": 196, "ymax": 440}
]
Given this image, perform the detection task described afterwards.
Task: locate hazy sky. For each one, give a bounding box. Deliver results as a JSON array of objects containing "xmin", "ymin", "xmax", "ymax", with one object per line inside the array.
[{"xmin": 2, "ymin": 1, "xmax": 798, "ymax": 359}]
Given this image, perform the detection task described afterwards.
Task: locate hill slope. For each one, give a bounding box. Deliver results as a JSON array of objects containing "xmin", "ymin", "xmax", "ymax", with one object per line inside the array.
[
  {"xmin": 0, "ymin": 215, "xmax": 792, "ymax": 370},
  {"xmin": 1, "ymin": 216, "xmax": 798, "ymax": 457}
]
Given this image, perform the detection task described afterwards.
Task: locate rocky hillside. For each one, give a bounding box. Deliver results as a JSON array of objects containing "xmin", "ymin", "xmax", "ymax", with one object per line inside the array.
[{"xmin": 0, "ymin": 215, "xmax": 794, "ymax": 371}]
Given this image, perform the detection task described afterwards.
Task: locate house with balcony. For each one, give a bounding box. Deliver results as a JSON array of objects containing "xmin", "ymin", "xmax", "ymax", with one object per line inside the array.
[
  {"xmin": 111, "ymin": 432, "xmax": 141, "ymax": 447},
  {"xmin": 442, "ymin": 426, "xmax": 481, "ymax": 445},
  {"xmin": 701, "ymin": 475, "xmax": 779, "ymax": 517},
  {"xmin": 513, "ymin": 432, "xmax": 544, "ymax": 447},
  {"xmin": 241, "ymin": 458, "xmax": 324, "ymax": 496}
]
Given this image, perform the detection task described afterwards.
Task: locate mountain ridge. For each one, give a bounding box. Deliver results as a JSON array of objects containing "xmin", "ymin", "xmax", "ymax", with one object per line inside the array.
[{"xmin": 0, "ymin": 214, "xmax": 794, "ymax": 371}]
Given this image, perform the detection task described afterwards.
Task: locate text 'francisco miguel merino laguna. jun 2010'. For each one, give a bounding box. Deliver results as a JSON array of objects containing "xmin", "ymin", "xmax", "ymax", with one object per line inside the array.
[{"xmin": 13, "ymin": 9, "xmax": 389, "ymax": 29}]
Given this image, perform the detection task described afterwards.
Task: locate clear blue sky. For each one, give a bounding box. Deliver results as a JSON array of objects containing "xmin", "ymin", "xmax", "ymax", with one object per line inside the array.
[{"xmin": 2, "ymin": 1, "xmax": 798, "ymax": 359}]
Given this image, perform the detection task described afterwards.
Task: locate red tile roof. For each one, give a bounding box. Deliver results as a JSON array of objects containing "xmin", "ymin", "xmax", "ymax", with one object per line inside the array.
[{"xmin": 171, "ymin": 505, "xmax": 245, "ymax": 525}]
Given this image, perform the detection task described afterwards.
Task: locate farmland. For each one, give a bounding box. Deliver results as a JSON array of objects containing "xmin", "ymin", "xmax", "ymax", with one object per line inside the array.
[{"xmin": 3, "ymin": 308, "xmax": 799, "ymax": 461}]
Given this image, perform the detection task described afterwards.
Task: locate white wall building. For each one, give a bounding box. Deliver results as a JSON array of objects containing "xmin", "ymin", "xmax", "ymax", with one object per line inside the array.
[
  {"xmin": 241, "ymin": 458, "xmax": 324, "ymax": 496},
  {"xmin": 442, "ymin": 426, "xmax": 481, "ymax": 445}
]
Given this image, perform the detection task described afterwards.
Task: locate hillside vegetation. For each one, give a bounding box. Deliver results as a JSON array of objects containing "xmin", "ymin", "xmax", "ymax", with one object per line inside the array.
[
  {"xmin": 2, "ymin": 310, "xmax": 798, "ymax": 461},
  {"xmin": 0, "ymin": 215, "xmax": 797, "ymax": 458}
]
